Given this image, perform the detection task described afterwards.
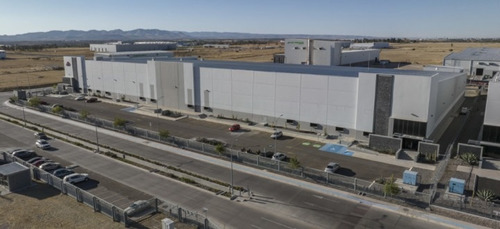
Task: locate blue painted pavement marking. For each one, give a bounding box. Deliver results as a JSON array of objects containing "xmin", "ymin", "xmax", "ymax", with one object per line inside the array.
[{"xmin": 319, "ymin": 143, "xmax": 354, "ymax": 156}]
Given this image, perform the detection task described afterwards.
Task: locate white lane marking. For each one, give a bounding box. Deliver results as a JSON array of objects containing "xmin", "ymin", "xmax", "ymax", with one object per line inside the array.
[{"xmin": 261, "ymin": 217, "xmax": 295, "ymax": 229}]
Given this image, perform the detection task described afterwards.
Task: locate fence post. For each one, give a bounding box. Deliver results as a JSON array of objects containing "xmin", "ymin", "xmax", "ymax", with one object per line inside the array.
[
  {"xmin": 93, "ymin": 196, "xmax": 100, "ymax": 212},
  {"xmin": 257, "ymin": 156, "xmax": 259, "ymax": 166},
  {"xmin": 202, "ymin": 143, "xmax": 205, "ymax": 153},
  {"xmin": 326, "ymin": 172, "xmax": 329, "ymax": 184},
  {"xmin": 277, "ymin": 161, "xmax": 280, "ymax": 171},
  {"xmin": 178, "ymin": 207, "xmax": 183, "ymax": 222},
  {"xmin": 76, "ymin": 188, "xmax": 82, "ymax": 202},
  {"xmin": 354, "ymin": 178, "xmax": 357, "ymax": 191}
]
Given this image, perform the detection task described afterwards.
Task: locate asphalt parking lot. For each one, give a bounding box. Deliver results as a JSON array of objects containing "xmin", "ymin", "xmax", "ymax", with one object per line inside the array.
[
  {"xmin": 0, "ymin": 123, "xmax": 151, "ymax": 210},
  {"xmin": 36, "ymin": 95, "xmax": 410, "ymax": 181}
]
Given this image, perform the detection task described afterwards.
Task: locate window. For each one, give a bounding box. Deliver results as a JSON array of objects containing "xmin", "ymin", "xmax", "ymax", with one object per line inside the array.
[
  {"xmin": 105, "ymin": 92, "xmax": 111, "ymax": 96},
  {"xmin": 363, "ymin": 132, "xmax": 370, "ymax": 137},
  {"xmin": 476, "ymin": 68, "xmax": 484, "ymax": 76},
  {"xmin": 139, "ymin": 97, "xmax": 146, "ymax": 101},
  {"xmin": 150, "ymin": 99, "xmax": 157, "ymax": 103},
  {"xmin": 187, "ymin": 104, "xmax": 194, "ymax": 108},
  {"xmin": 310, "ymin": 123, "xmax": 319, "ymax": 128},
  {"xmin": 393, "ymin": 119, "xmax": 427, "ymax": 137},
  {"xmin": 286, "ymin": 119, "xmax": 296, "ymax": 125},
  {"xmin": 335, "ymin": 127, "xmax": 345, "ymax": 132},
  {"xmin": 96, "ymin": 90, "xmax": 101, "ymax": 93}
]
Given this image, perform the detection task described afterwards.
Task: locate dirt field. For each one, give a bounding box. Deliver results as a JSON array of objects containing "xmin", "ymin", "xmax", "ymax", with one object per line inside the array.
[
  {"xmin": 2, "ymin": 42, "xmax": 500, "ymax": 91},
  {"xmin": 0, "ymin": 181, "xmax": 196, "ymax": 229}
]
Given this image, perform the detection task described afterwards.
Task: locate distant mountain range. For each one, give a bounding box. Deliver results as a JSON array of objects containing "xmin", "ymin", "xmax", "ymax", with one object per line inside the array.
[{"xmin": 0, "ymin": 29, "xmax": 378, "ymax": 42}]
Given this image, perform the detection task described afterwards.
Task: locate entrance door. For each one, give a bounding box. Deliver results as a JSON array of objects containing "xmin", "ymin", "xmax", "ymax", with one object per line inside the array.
[{"xmin": 402, "ymin": 138, "xmax": 419, "ymax": 150}]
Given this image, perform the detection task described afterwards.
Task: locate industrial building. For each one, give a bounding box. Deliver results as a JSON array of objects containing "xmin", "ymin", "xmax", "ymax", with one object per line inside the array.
[
  {"xmin": 0, "ymin": 162, "xmax": 31, "ymax": 191},
  {"xmin": 283, "ymin": 39, "xmax": 380, "ymax": 66},
  {"xmin": 350, "ymin": 42, "xmax": 390, "ymax": 50},
  {"xmin": 482, "ymin": 78, "xmax": 500, "ymax": 152},
  {"xmin": 89, "ymin": 41, "xmax": 177, "ymax": 53},
  {"xmin": 63, "ymin": 52, "xmax": 466, "ymax": 144},
  {"xmin": 444, "ymin": 48, "xmax": 500, "ymax": 80}
]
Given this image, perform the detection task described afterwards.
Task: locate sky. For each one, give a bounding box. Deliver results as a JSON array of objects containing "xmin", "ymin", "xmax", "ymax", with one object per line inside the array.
[{"xmin": 2, "ymin": 0, "xmax": 500, "ymax": 38}]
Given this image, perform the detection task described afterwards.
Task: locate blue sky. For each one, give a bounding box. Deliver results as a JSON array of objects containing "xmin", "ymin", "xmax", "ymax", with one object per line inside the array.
[{"xmin": 2, "ymin": 0, "xmax": 500, "ymax": 38}]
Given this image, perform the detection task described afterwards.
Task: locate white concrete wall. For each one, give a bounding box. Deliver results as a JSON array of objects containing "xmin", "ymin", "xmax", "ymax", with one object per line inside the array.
[
  {"xmin": 311, "ymin": 40, "xmax": 332, "ymax": 66},
  {"xmin": 355, "ymin": 73, "xmax": 376, "ymax": 132},
  {"xmin": 284, "ymin": 39, "xmax": 309, "ymax": 64},
  {"xmin": 198, "ymin": 67, "xmax": 360, "ymax": 129},
  {"xmin": 84, "ymin": 60, "xmax": 147, "ymax": 99},
  {"xmin": 341, "ymin": 49, "xmax": 380, "ymax": 65},
  {"xmin": 484, "ymin": 81, "xmax": 500, "ymax": 126},
  {"xmin": 392, "ymin": 75, "xmax": 431, "ymax": 123}
]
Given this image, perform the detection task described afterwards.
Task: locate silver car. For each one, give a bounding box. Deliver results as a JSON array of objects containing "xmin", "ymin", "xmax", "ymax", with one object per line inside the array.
[
  {"xmin": 124, "ymin": 200, "xmax": 150, "ymax": 216},
  {"xmin": 324, "ymin": 162, "xmax": 340, "ymax": 174}
]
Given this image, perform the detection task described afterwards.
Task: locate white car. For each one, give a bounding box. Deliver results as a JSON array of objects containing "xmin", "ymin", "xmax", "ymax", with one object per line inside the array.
[
  {"xmin": 324, "ymin": 162, "xmax": 340, "ymax": 174},
  {"xmin": 124, "ymin": 200, "xmax": 150, "ymax": 216},
  {"xmin": 75, "ymin": 96, "xmax": 86, "ymax": 101},
  {"xmin": 39, "ymin": 162, "xmax": 60, "ymax": 171},
  {"xmin": 270, "ymin": 131, "xmax": 283, "ymax": 139},
  {"xmin": 36, "ymin": 139, "xmax": 51, "ymax": 149},
  {"xmin": 271, "ymin": 152, "xmax": 286, "ymax": 161},
  {"xmin": 63, "ymin": 173, "xmax": 89, "ymax": 184}
]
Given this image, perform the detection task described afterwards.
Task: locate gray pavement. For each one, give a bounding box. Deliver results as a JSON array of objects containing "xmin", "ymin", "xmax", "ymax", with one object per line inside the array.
[{"xmin": 0, "ymin": 96, "xmax": 493, "ymax": 228}]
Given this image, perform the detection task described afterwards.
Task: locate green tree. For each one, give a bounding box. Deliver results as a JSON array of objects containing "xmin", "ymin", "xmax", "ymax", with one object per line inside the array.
[
  {"xmin": 52, "ymin": 106, "xmax": 63, "ymax": 114},
  {"xmin": 159, "ymin": 130, "xmax": 170, "ymax": 139},
  {"xmin": 289, "ymin": 156, "xmax": 301, "ymax": 169},
  {"xmin": 9, "ymin": 96, "xmax": 18, "ymax": 103},
  {"xmin": 28, "ymin": 97, "xmax": 41, "ymax": 107},
  {"xmin": 383, "ymin": 175, "xmax": 400, "ymax": 196},
  {"xmin": 113, "ymin": 117, "xmax": 127, "ymax": 127},
  {"xmin": 79, "ymin": 110, "xmax": 90, "ymax": 119},
  {"xmin": 215, "ymin": 144, "xmax": 226, "ymax": 156}
]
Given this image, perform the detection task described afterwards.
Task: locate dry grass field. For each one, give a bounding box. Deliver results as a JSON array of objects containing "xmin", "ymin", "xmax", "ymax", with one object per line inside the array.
[{"xmin": 2, "ymin": 42, "xmax": 500, "ymax": 91}]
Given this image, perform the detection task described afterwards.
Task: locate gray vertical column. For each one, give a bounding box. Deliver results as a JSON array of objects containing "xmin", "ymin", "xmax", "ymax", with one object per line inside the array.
[{"xmin": 373, "ymin": 74, "xmax": 394, "ymax": 136}]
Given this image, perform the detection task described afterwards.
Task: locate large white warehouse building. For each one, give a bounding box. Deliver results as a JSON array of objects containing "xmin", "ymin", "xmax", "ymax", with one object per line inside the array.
[
  {"xmin": 444, "ymin": 47, "xmax": 500, "ymax": 80},
  {"xmin": 63, "ymin": 56, "xmax": 466, "ymax": 144}
]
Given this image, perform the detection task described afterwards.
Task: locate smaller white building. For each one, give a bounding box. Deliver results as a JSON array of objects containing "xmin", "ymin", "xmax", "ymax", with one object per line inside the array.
[
  {"xmin": 90, "ymin": 41, "xmax": 177, "ymax": 53},
  {"xmin": 0, "ymin": 50, "xmax": 5, "ymax": 59},
  {"xmin": 284, "ymin": 39, "xmax": 379, "ymax": 66},
  {"xmin": 350, "ymin": 42, "xmax": 390, "ymax": 49},
  {"xmin": 203, "ymin": 44, "xmax": 230, "ymax": 49}
]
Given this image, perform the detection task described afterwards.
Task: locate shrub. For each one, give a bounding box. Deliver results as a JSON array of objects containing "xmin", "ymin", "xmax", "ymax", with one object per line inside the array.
[
  {"xmin": 159, "ymin": 130, "xmax": 169, "ymax": 139},
  {"xmin": 477, "ymin": 189, "xmax": 495, "ymax": 202},
  {"xmin": 113, "ymin": 117, "xmax": 127, "ymax": 127},
  {"xmin": 460, "ymin": 152, "xmax": 478, "ymax": 166},
  {"xmin": 289, "ymin": 156, "xmax": 301, "ymax": 169},
  {"xmin": 383, "ymin": 175, "xmax": 400, "ymax": 196}
]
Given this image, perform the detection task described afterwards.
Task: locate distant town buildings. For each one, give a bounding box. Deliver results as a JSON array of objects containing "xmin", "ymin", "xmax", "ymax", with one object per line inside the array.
[
  {"xmin": 350, "ymin": 42, "xmax": 390, "ymax": 49},
  {"xmin": 202, "ymin": 44, "xmax": 230, "ymax": 49}
]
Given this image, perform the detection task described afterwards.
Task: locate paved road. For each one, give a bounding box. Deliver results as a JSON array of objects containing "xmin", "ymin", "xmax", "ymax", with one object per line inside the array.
[
  {"xmin": 0, "ymin": 100, "xmax": 453, "ymax": 229},
  {"xmin": 36, "ymin": 95, "xmax": 407, "ymax": 181}
]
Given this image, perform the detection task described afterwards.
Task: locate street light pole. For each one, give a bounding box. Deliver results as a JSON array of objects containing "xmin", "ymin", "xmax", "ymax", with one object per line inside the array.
[
  {"xmin": 230, "ymin": 137, "xmax": 238, "ymax": 197},
  {"xmin": 95, "ymin": 123, "xmax": 100, "ymax": 152},
  {"xmin": 274, "ymin": 114, "xmax": 283, "ymax": 154}
]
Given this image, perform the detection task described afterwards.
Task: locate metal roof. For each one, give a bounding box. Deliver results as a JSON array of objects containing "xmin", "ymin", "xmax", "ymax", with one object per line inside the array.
[
  {"xmin": 444, "ymin": 48, "xmax": 500, "ymax": 61},
  {"xmin": 93, "ymin": 58, "xmax": 460, "ymax": 78},
  {"xmin": 0, "ymin": 162, "xmax": 29, "ymax": 176}
]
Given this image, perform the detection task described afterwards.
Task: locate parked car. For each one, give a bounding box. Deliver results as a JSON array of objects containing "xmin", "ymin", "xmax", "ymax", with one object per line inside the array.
[
  {"xmin": 32, "ymin": 159, "xmax": 52, "ymax": 167},
  {"xmin": 52, "ymin": 168, "xmax": 75, "ymax": 178},
  {"xmin": 12, "ymin": 150, "xmax": 35, "ymax": 159},
  {"xmin": 74, "ymin": 96, "xmax": 86, "ymax": 101},
  {"xmin": 229, "ymin": 124, "xmax": 240, "ymax": 132},
  {"xmin": 270, "ymin": 130, "xmax": 283, "ymax": 139},
  {"xmin": 34, "ymin": 132, "xmax": 48, "ymax": 139},
  {"xmin": 35, "ymin": 139, "xmax": 51, "ymax": 149},
  {"xmin": 63, "ymin": 173, "xmax": 89, "ymax": 184},
  {"xmin": 27, "ymin": 156, "xmax": 44, "ymax": 164},
  {"xmin": 324, "ymin": 162, "xmax": 340, "ymax": 174},
  {"xmin": 39, "ymin": 162, "xmax": 60, "ymax": 171},
  {"xmin": 271, "ymin": 152, "xmax": 286, "ymax": 161},
  {"xmin": 460, "ymin": 107, "xmax": 468, "ymax": 115},
  {"xmin": 86, "ymin": 97, "xmax": 98, "ymax": 103},
  {"xmin": 124, "ymin": 200, "xmax": 150, "ymax": 216}
]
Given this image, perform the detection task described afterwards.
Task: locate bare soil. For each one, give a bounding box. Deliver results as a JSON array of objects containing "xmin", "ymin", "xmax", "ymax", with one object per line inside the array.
[
  {"xmin": 0, "ymin": 181, "xmax": 196, "ymax": 229},
  {"xmin": 2, "ymin": 42, "xmax": 500, "ymax": 91}
]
